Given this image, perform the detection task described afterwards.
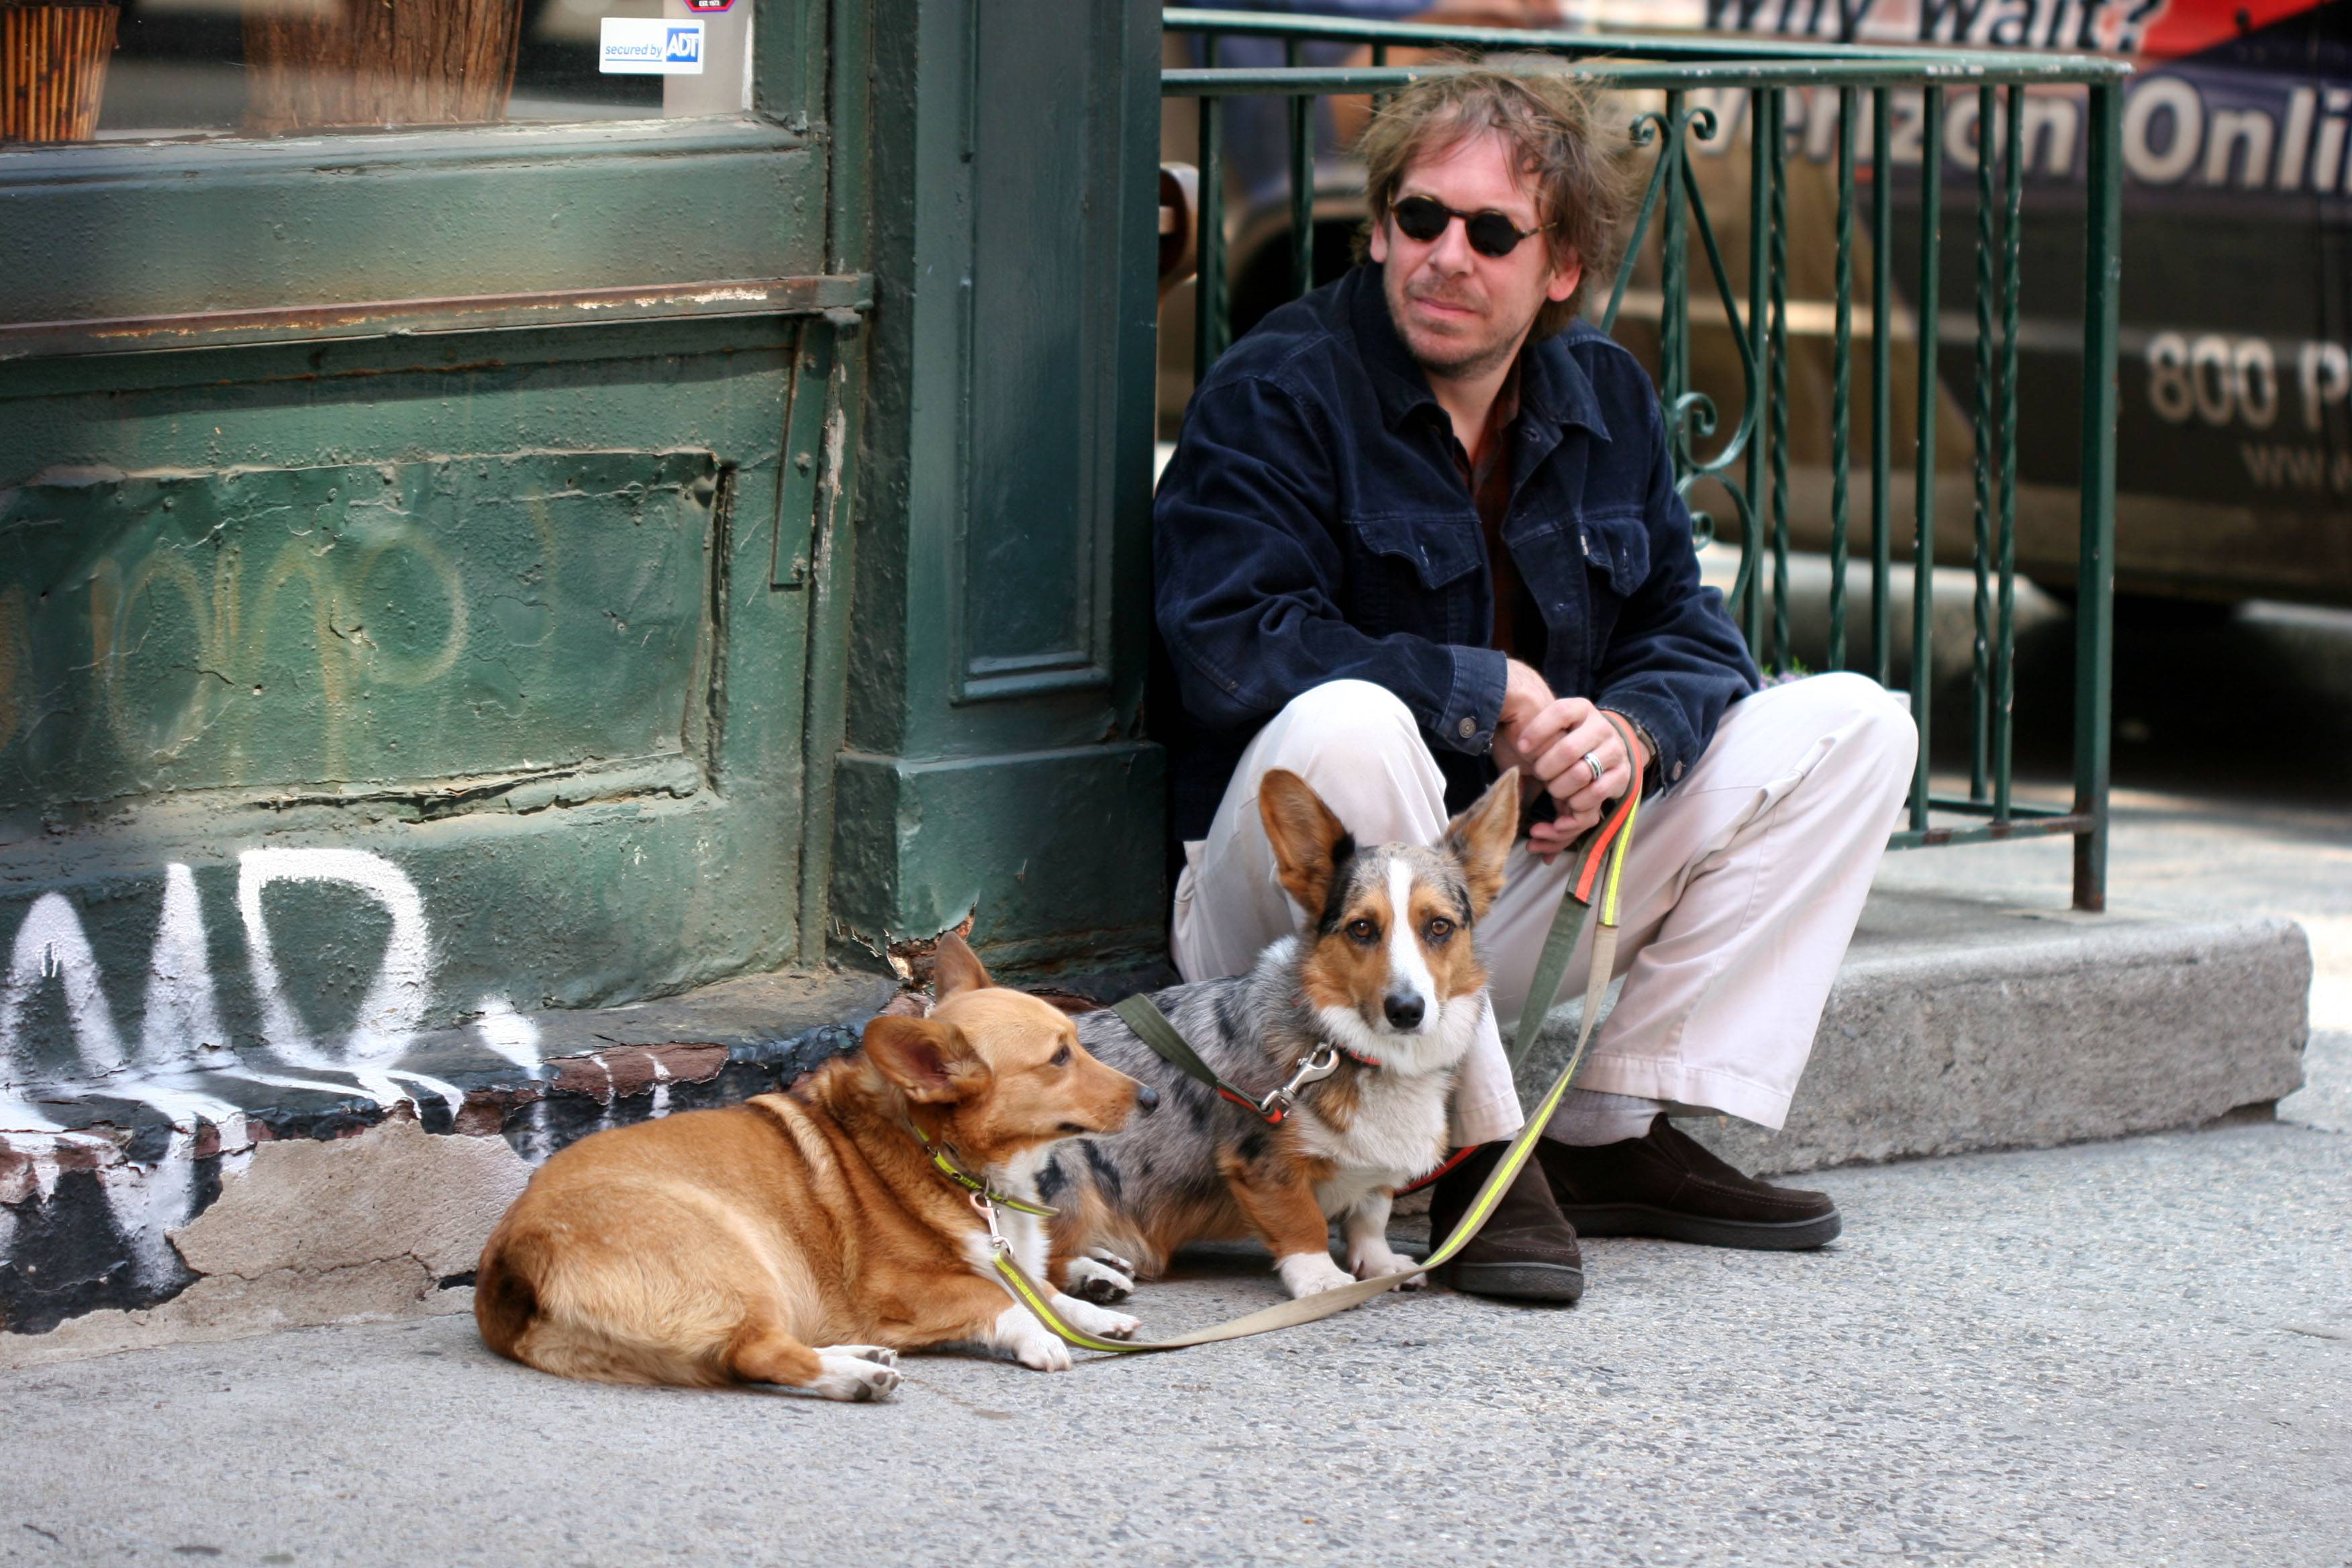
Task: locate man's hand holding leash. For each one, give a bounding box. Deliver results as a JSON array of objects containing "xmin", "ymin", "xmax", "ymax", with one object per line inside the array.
[{"xmin": 1493, "ymin": 658, "xmax": 1651, "ymax": 862}]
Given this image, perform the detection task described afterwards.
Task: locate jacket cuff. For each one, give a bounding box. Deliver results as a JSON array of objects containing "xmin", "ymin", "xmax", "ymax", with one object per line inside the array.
[
  {"xmin": 1597, "ymin": 689, "xmax": 1695, "ymax": 793},
  {"xmin": 1612, "ymin": 714, "xmax": 1663, "ymax": 794},
  {"xmin": 1438, "ymin": 646, "xmax": 1509, "ymax": 755}
]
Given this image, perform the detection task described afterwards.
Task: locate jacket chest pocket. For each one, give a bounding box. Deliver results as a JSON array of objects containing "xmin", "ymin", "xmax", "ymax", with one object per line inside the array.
[
  {"xmin": 1345, "ymin": 513, "xmax": 1483, "ymax": 638},
  {"xmin": 1578, "ymin": 510, "xmax": 1651, "ymax": 597},
  {"xmin": 1568, "ymin": 510, "xmax": 1651, "ymax": 671}
]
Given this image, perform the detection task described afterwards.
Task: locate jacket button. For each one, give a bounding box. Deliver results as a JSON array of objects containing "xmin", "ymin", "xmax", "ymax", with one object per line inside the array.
[
  {"xmin": 1672, "ymin": 761, "xmax": 1686, "ymax": 781},
  {"xmin": 1458, "ymin": 717, "xmax": 1477, "ymax": 739}
]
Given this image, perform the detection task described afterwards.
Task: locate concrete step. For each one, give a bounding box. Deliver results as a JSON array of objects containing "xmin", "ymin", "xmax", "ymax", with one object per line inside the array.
[{"xmin": 1518, "ymin": 888, "xmax": 2312, "ymax": 1176}]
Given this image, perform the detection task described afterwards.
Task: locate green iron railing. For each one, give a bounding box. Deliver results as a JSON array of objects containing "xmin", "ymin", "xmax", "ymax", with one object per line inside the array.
[{"xmin": 1161, "ymin": 7, "xmax": 2126, "ymax": 910}]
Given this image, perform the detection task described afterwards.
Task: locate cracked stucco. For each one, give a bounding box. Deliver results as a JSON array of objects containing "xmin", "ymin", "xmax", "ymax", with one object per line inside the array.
[
  {"xmin": 170, "ymin": 1113, "xmax": 526, "ymax": 1281},
  {"xmin": 1, "ymin": 1115, "xmax": 526, "ymax": 1369}
]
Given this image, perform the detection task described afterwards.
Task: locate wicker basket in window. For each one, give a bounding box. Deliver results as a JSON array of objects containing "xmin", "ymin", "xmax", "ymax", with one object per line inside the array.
[
  {"xmin": 243, "ymin": 0, "xmax": 524, "ymax": 136},
  {"xmin": 0, "ymin": 1, "xmax": 119, "ymax": 145}
]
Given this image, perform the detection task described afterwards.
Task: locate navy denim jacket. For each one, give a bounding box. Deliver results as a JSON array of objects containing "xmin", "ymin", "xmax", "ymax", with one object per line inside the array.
[{"xmin": 1153, "ymin": 264, "xmax": 1759, "ymax": 844}]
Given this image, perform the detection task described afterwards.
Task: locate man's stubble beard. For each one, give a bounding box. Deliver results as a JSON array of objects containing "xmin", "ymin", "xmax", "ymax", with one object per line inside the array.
[
  {"xmin": 1412, "ymin": 329, "xmax": 1521, "ymax": 385},
  {"xmin": 1387, "ymin": 270, "xmax": 1531, "ymax": 387}
]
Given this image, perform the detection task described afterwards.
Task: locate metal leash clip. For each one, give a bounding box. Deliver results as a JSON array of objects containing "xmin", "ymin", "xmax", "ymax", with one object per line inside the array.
[
  {"xmin": 971, "ymin": 1189, "xmax": 1010, "ymax": 1253},
  {"xmin": 1257, "ymin": 1042, "xmax": 1341, "ymax": 1120}
]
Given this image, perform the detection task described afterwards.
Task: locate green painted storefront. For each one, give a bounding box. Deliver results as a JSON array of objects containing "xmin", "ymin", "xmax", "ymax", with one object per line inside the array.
[{"xmin": 0, "ymin": 0, "xmax": 1166, "ymax": 1101}]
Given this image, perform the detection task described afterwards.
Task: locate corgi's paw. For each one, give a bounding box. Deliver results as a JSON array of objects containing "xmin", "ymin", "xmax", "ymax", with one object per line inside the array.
[
  {"xmin": 1348, "ymin": 1242, "xmax": 1426, "ymax": 1290},
  {"xmin": 1087, "ymin": 1246, "xmax": 1138, "ymax": 1277},
  {"xmin": 1051, "ymin": 1291, "xmax": 1140, "ymax": 1340},
  {"xmin": 1065, "ymin": 1254, "xmax": 1135, "ymax": 1304},
  {"xmin": 1276, "ymin": 1250, "xmax": 1357, "ymax": 1299},
  {"xmin": 993, "ymin": 1305, "xmax": 1073, "ymax": 1372},
  {"xmin": 807, "ymin": 1346, "xmax": 903, "ymax": 1402}
]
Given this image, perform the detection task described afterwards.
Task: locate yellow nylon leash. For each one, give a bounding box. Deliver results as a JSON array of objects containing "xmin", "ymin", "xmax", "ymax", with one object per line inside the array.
[
  {"xmin": 909, "ymin": 1120, "xmax": 1058, "ymax": 1217},
  {"xmin": 989, "ymin": 740, "xmax": 1643, "ymax": 1355}
]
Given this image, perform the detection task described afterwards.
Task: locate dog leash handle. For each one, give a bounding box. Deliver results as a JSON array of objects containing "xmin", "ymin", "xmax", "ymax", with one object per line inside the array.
[{"xmin": 1508, "ymin": 712, "xmax": 1644, "ymax": 1075}]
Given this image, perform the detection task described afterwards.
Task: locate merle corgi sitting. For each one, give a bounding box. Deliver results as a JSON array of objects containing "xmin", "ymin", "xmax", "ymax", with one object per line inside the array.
[{"xmin": 1044, "ymin": 767, "xmax": 1518, "ymax": 1302}]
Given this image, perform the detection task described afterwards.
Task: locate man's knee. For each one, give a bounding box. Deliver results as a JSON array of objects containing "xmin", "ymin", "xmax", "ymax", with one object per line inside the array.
[
  {"xmin": 1264, "ymin": 679, "xmax": 1426, "ymax": 771},
  {"xmin": 1246, "ymin": 680, "xmax": 1443, "ymax": 831},
  {"xmin": 1736, "ymin": 671, "xmax": 1916, "ymax": 796},
  {"xmin": 1802, "ymin": 671, "xmax": 1918, "ymax": 783}
]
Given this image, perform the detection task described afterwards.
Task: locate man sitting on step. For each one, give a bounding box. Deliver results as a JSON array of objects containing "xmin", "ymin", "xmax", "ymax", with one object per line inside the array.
[{"xmin": 1150, "ymin": 67, "xmax": 1916, "ymax": 1302}]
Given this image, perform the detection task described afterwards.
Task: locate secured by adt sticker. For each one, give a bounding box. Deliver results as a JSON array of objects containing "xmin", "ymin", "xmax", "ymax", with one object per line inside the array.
[{"xmin": 599, "ymin": 17, "xmax": 704, "ymax": 75}]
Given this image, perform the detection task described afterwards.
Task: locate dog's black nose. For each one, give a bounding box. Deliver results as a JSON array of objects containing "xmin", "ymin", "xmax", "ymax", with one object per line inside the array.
[
  {"xmin": 1134, "ymin": 1083, "xmax": 1160, "ymax": 1114},
  {"xmin": 1383, "ymin": 993, "xmax": 1425, "ymax": 1030}
]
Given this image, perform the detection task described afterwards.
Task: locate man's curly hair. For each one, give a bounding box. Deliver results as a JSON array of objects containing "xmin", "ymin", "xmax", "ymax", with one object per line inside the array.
[{"xmin": 1354, "ymin": 62, "xmax": 1636, "ymax": 340}]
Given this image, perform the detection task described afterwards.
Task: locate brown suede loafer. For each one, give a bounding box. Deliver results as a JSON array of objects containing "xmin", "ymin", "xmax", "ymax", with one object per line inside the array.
[
  {"xmin": 1537, "ymin": 1115, "xmax": 1842, "ymax": 1251},
  {"xmin": 1426, "ymin": 1141, "xmax": 1586, "ymax": 1302}
]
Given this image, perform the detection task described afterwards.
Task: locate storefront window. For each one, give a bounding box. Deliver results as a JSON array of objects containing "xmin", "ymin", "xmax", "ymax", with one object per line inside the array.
[{"xmin": 0, "ymin": 0, "xmax": 752, "ymax": 145}]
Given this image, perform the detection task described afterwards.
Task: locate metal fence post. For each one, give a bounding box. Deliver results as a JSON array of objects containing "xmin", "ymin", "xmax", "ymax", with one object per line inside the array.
[
  {"xmin": 1743, "ymin": 87, "xmax": 1775, "ymax": 656},
  {"xmin": 1910, "ymin": 87, "xmax": 1943, "ymax": 834},
  {"xmin": 1661, "ymin": 89, "xmax": 1690, "ymax": 435},
  {"xmin": 2073, "ymin": 81, "xmax": 2122, "ymax": 912},
  {"xmin": 1287, "ymin": 38, "xmax": 1313, "ymax": 299},
  {"xmin": 1870, "ymin": 86, "xmax": 1894, "ymax": 687},
  {"xmin": 1193, "ymin": 87, "xmax": 1225, "ymax": 383},
  {"xmin": 1829, "ymin": 85, "xmax": 1855, "ymax": 675}
]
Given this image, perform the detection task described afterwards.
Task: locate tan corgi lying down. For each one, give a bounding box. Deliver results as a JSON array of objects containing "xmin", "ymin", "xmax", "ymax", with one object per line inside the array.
[{"xmin": 474, "ymin": 936, "xmax": 1155, "ymax": 1400}]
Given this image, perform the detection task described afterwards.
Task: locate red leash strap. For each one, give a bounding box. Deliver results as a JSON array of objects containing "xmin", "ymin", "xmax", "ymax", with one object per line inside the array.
[
  {"xmin": 1394, "ymin": 1142, "xmax": 1479, "ymax": 1197},
  {"xmin": 1571, "ymin": 783, "xmax": 1640, "ymax": 907},
  {"xmin": 1218, "ymin": 1085, "xmax": 1285, "ymax": 1124}
]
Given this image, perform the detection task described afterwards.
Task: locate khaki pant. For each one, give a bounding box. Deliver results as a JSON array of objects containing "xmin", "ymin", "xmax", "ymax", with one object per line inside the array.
[{"xmin": 1170, "ymin": 674, "xmax": 1918, "ymax": 1146}]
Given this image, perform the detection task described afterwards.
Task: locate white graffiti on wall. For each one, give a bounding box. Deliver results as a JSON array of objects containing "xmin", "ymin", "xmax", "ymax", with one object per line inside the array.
[
  {"xmin": 237, "ymin": 848, "xmax": 466, "ymax": 1114},
  {"xmin": 1, "ymin": 868, "xmax": 244, "ymax": 1134},
  {"xmin": 0, "ymin": 847, "xmax": 541, "ymax": 1291}
]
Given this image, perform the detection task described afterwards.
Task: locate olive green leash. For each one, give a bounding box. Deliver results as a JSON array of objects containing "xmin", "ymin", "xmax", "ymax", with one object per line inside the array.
[
  {"xmin": 987, "ymin": 728, "xmax": 1645, "ymax": 1355},
  {"xmin": 1108, "ymin": 995, "xmax": 1340, "ymax": 1125}
]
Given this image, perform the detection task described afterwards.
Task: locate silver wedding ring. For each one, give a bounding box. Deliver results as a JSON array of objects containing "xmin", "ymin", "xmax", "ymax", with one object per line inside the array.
[{"xmin": 1582, "ymin": 750, "xmax": 1605, "ymax": 786}]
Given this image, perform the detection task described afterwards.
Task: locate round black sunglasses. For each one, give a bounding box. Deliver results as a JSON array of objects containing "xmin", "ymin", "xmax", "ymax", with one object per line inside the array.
[{"xmin": 1390, "ymin": 195, "xmax": 1551, "ymax": 258}]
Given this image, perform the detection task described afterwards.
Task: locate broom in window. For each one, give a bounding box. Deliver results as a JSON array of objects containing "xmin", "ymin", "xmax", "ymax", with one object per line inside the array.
[
  {"xmin": 244, "ymin": 0, "xmax": 522, "ymax": 136},
  {"xmin": 0, "ymin": 1, "xmax": 118, "ymax": 145}
]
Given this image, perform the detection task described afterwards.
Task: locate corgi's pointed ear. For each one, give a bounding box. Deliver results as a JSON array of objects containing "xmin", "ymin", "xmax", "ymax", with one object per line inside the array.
[
  {"xmin": 863, "ymin": 1015, "xmax": 991, "ymax": 1104},
  {"xmin": 1259, "ymin": 769, "xmax": 1354, "ymax": 921},
  {"xmin": 1441, "ymin": 767, "xmax": 1520, "ymax": 919},
  {"xmin": 930, "ymin": 932, "xmax": 993, "ymax": 1006}
]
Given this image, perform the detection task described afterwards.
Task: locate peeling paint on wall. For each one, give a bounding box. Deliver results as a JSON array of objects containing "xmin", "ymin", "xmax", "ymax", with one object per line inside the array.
[
  {"xmin": 0, "ymin": 835, "xmax": 890, "ymax": 1337},
  {"xmin": 0, "ymin": 848, "xmax": 446, "ymax": 1332}
]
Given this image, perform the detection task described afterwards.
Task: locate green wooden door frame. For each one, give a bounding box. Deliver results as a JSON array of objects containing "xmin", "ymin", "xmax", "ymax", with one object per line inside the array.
[{"xmin": 832, "ymin": 0, "xmax": 1169, "ymax": 975}]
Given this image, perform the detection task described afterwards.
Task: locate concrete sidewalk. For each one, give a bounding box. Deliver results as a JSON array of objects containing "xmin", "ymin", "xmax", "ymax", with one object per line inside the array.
[{"xmin": 0, "ymin": 1120, "xmax": 2343, "ymax": 1568}]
